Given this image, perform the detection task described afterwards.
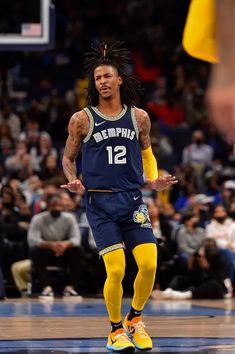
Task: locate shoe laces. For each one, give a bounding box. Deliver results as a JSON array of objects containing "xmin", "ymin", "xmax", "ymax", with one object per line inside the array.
[
  {"xmin": 133, "ymin": 321, "xmax": 148, "ymax": 338},
  {"xmin": 113, "ymin": 330, "xmax": 130, "ymax": 344}
]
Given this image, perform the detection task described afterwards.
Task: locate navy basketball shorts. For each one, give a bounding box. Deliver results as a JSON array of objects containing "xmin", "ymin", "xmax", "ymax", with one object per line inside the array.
[{"xmin": 85, "ymin": 190, "xmax": 157, "ymax": 256}]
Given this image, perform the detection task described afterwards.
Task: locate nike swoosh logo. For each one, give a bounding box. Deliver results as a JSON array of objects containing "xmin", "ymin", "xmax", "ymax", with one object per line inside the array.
[
  {"xmin": 95, "ymin": 121, "xmax": 106, "ymax": 127},
  {"xmin": 134, "ymin": 195, "xmax": 141, "ymax": 201}
]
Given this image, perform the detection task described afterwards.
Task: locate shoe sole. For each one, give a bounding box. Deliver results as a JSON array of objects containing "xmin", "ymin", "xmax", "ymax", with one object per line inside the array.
[{"xmin": 106, "ymin": 343, "xmax": 135, "ymax": 352}]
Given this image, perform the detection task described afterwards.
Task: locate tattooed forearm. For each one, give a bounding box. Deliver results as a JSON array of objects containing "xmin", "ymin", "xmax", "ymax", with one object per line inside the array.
[
  {"xmin": 135, "ymin": 108, "xmax": 151, "ymax": 150},
  {"xmin": 62, "ymin": 112, "xmax": 88, "ymax": 182},
  {"xmin": 62, "ymin": 141, "xmax": 78, "ymax": 182}
]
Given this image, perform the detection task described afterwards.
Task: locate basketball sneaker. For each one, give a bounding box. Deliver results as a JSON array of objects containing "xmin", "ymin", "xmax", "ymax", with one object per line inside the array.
[
  {"xmin": 123, "ymin": 314, "xmax": 152, "ymax": 350},
  {"xmin": 62, "ymin": 286, "xmax": 83, "ymax": 302},
  {"xmin": 106, "ymin": 328, "xmax": 135, "ymax": 352},
  {"xmin": 38, "ymin": 286, "xmax": 54, "ymax": 302}
]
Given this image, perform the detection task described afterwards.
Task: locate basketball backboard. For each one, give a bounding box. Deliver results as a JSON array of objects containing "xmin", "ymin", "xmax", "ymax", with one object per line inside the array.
[{"xmin": 0, "ymin": 0, "xmax": 55, "ymax": 51}]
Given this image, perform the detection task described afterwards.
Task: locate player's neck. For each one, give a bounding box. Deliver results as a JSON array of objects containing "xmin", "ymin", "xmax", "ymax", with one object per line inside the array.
[{"xmin": 97, "ymin": 97, "xmax": 123, "ymax": 117}]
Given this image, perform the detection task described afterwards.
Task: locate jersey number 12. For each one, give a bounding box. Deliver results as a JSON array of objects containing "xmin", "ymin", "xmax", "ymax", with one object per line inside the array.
[{"xmin": 106, "ymin": 146, "xmax": 127, "ymax": 164}]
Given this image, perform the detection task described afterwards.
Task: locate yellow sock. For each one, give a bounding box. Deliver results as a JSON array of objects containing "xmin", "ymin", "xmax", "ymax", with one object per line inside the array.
[
  {"xmin": 131, "ymin": 243, "xmax": 157, "ymax": 311},
  {"xmin": 102, "ymin": 248, "xmax": 126, "ymax": 323}
]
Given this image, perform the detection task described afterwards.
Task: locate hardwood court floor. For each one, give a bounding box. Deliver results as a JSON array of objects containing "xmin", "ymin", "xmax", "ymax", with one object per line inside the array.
[{"xmin": 0, "ymin": 296, "xmax": 235, "ymax": 353}]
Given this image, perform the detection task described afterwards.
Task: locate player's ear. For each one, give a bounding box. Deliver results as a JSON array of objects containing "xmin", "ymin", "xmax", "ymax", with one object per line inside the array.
[{"xmin": 118, "ymin": 76, "xmax": 123, "ymax": 86}]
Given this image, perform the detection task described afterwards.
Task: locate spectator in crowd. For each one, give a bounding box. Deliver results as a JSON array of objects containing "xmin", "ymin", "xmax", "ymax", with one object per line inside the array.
[
  {"xmin": 221, "ymin": 180, "xmax": 235, "ymax": 209},
  {"xmin": 0, "ymin": 103, "xmax": 21, "ymax": 140},
  {"xmin": 19, "ymin": 119, "xmax": 41, "ymax": 149},
  {"xmin": 147, "ymin": 200, "xmax": 179, "ymax": 291},
  {"xmin": 182, "ymin": 130, "xmax": 214, "ymax": 192},
  {"xmin": 4, "ymin": 141, "xmax": 28, "ymax": 176},
  {"xmin": 11, "ymin": 259, "xmax": 31, "ymax": 297},
  {"xmin": 39, "ymin": 154, "xmax": 66, "ymax": 185},
  {"xmin": 29, "ymin": 132, "xmax": 58, "ymax": 172},
  {"xmin": 27, "ymin": 194, "xmax": 82, "ymax": 300},
  {"xmin": 0, "ymin": 266, "xmax": 5, "ymax": 300},
  {"xmin": 33, "ymin": 183, "xmax": 59, "ymax": 214},
  {"xmin": 0, "ymin": 187, "xmax": 30, "ymax": 281},
  {"xmin": 22, "ymin": 175, "xmax": 43, "ymax": 211},
  {"xmin": 161, "ymin": 238, "xmax": 233, "ymax": 300},
  {"xmin": 176, "ymin": 212, "xmax": 205, "ymax": 273},
  {"xmin": 0, "ymin": 123, "xmax": 15, "ymax": 164},
  {"xmin": 206, "ymin": 204, "xmax": 233, "ymax": 249},
  {"xmin": 147, "ymin": 200, "xmax": 172, "ymax": 243}
]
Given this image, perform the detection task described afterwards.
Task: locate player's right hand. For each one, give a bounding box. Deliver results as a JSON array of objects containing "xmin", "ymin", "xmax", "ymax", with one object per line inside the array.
[{"xmin": 60, "ymin": 179, "xmax": 85, "ymax": 193}]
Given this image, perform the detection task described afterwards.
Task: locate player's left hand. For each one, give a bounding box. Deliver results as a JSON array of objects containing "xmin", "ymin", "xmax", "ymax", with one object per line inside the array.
[{"xmin": 150, "ymin": 175, "xmax": 178, "ymax": 191}]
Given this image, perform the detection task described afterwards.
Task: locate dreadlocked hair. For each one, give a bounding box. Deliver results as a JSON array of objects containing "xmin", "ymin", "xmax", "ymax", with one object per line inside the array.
[{"xmin": 84, "ymin": 41, "xmax": 143, "ymax": 107}]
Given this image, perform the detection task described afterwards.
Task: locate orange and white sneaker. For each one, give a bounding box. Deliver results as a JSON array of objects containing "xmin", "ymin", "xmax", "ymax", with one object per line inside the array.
[
  {"xmin": 123, "ymin": 314, "xmax": 152, "ymax": 350},
  {"xmin": 106, "ymin": 328, "xmax": 135, "ymax": 352}
]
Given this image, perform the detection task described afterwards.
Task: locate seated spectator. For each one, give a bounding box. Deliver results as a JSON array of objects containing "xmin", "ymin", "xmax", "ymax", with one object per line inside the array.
[
  {"xmin": 39, "ymin": 154, "xmax": 66, "ymax": 185},
  {"xmin": 0, "ymin": 103, "xmax": 21, "ymax": 140},
  {"xmin": 221, "ymin": 180, "xmax": 235, "ymax": 210},
  {"xmin": 19, "ymin": 119, "xmax": 40, "ymax": 149},
  {"xmin": 176, "ymin": 212, "xmax": 205, "ymax": 273},
  {"xmin": 182, "ymin": 130, "xmax": 214, "ymax": 192},
  {"xmin": 177, "ymin": 212, "xmax": 205, "ymax": 255},
  {"xmin": 30, "ymin": 132, "xmax": 58, "ymax": 172},
  {"xmin": 11, "ymin": 259, "xmax": 31, "ymax": 297},
  {"xmin": 182, "ymin": 130, "xmax": 213, "ymax": 167},
  {"xmin": 27, "ymin": 194, "xmax": 82, "ymax": 300},
  {"xmin": 206, "ymin": 205, "xmax": 233, "ymax": 250},
  {"xmin": 33, "ymin": 182, "xmax": 59, "ymax": 214},
  {"xmin": 0, "ymin": 187, "xmax": 30, "ymax": 281},
  {"xmin": 0, "ymin": 265, "xmax": 5, "ymax": 300},
  {"xmin": 22, "ymin": 175, "xmax": 43, "ymax": 211},
  {"xmin": 159, "ymin": 238, "xmax": 233, "ymax": 299},
  {"xmin": 147, "ymin": 200, "xmax": 177, "ymax": 290},
  {"xmin": 0, "ymin": 123, "xmax": 15, "ymax": 164},
  {"xmin": 4, "ymin": 141, "xmax": 29, "ymax": 176}
]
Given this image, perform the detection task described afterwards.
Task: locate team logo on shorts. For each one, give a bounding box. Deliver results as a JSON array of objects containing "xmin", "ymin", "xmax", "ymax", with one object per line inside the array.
[{"xmin": 133, "ymin": 204, "xmax": 152, "ymax": 228}]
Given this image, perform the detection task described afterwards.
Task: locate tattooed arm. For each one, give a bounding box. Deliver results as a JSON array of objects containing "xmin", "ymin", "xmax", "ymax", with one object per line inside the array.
[
  {"xmin": 135, "ymin": 108, "xmax": 178, "ymax": 190},
  {"xmin": 61, "ymin": 111, "xmax": 89, "ymax": 192}
]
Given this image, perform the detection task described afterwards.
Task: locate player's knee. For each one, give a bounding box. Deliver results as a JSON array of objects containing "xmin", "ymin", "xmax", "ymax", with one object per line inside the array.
[
  {"xmin": 138, "ymin": 258, "xmax": 157, "ymax": 274},
  {"xmin": 107, "ymin": 264, "xmax": 125, "ymax": 281},
  {"xmin": 11, "ymin": 263, "xmax": 18, "ymax": 276}
]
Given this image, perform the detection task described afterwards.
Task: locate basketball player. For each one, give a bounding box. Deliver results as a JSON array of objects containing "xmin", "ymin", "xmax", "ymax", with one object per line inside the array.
[
  {"xmin": 61, "ymin": 42, "xmax": 178, "ymax": 352},
  {"xmin": 183, "ymin": 0, "xmax": 235, "ymax": 143}
]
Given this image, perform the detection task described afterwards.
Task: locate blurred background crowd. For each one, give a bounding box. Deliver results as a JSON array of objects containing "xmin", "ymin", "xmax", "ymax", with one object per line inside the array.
[{"xmin": 0, "ymin": 0, "xmax": 235, "ymax": 300}]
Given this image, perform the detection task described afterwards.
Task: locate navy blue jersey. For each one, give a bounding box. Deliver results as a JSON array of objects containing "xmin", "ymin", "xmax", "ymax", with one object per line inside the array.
[{"xmin": 82, "ymin": 105, "xmax": 144, "ymax": 191}]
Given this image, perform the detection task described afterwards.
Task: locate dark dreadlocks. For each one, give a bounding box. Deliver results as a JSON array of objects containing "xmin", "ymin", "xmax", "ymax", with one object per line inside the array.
[{"xmin": 84, "ymin": 41, "xmax": 143, "ymax": 107}]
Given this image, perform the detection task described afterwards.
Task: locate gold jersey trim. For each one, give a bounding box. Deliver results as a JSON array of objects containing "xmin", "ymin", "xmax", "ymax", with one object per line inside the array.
[
  {"xmin": 91, "ymin": 105, "xmax": 127, "ymax": 121},
  {"xmin": 99, "ymin": 243, "xmax": 124, "ymax": 256},
  {"xmin": 83, "ymin": 108, "xmax": 94, "ymax": 143}
]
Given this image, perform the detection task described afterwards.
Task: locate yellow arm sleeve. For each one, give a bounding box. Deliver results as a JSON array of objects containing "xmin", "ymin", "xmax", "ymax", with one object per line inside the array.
[
  {"xmin": 141, "ymin": 146, "xmax": 158, "ymax": 181},
  {"xmin": 182, "ymin": 0, "xmax": 218, "ymax": 63}
]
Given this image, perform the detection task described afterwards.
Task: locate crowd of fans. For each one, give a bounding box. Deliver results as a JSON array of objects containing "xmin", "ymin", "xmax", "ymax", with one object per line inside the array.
[{"xmin": 0, "ymin": 0, "xmax": 235, "ymax": 300}]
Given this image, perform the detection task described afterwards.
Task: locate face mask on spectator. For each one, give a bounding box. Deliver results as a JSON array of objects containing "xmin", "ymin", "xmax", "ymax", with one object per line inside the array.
[
  {"xmin": 2, "ymin": 201, "xmax": 14, "ymax": 210},
  {"xmin": 50, "ymin": 210, "xmax": 61, "ymax": 218},
  {"xmin": 214, "ymin": 216, "xmax": 226, "ymax": 223},
  {"xmin": 194, "ymin": 138, "xmax": 204, "ymax": 145},
  {"xmin": 205, "ymin": 248, "xmax": 217, "ymax": 261}
]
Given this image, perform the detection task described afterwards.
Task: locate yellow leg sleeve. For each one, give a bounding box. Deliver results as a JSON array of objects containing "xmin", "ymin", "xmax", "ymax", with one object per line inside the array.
[
  {"xmin": 102, "ymin": 248, "xmax": 126, "ymax": 323},
  {"xmin": 132, "ymin": 243, "xmax": 157, "ymax": 311}
]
